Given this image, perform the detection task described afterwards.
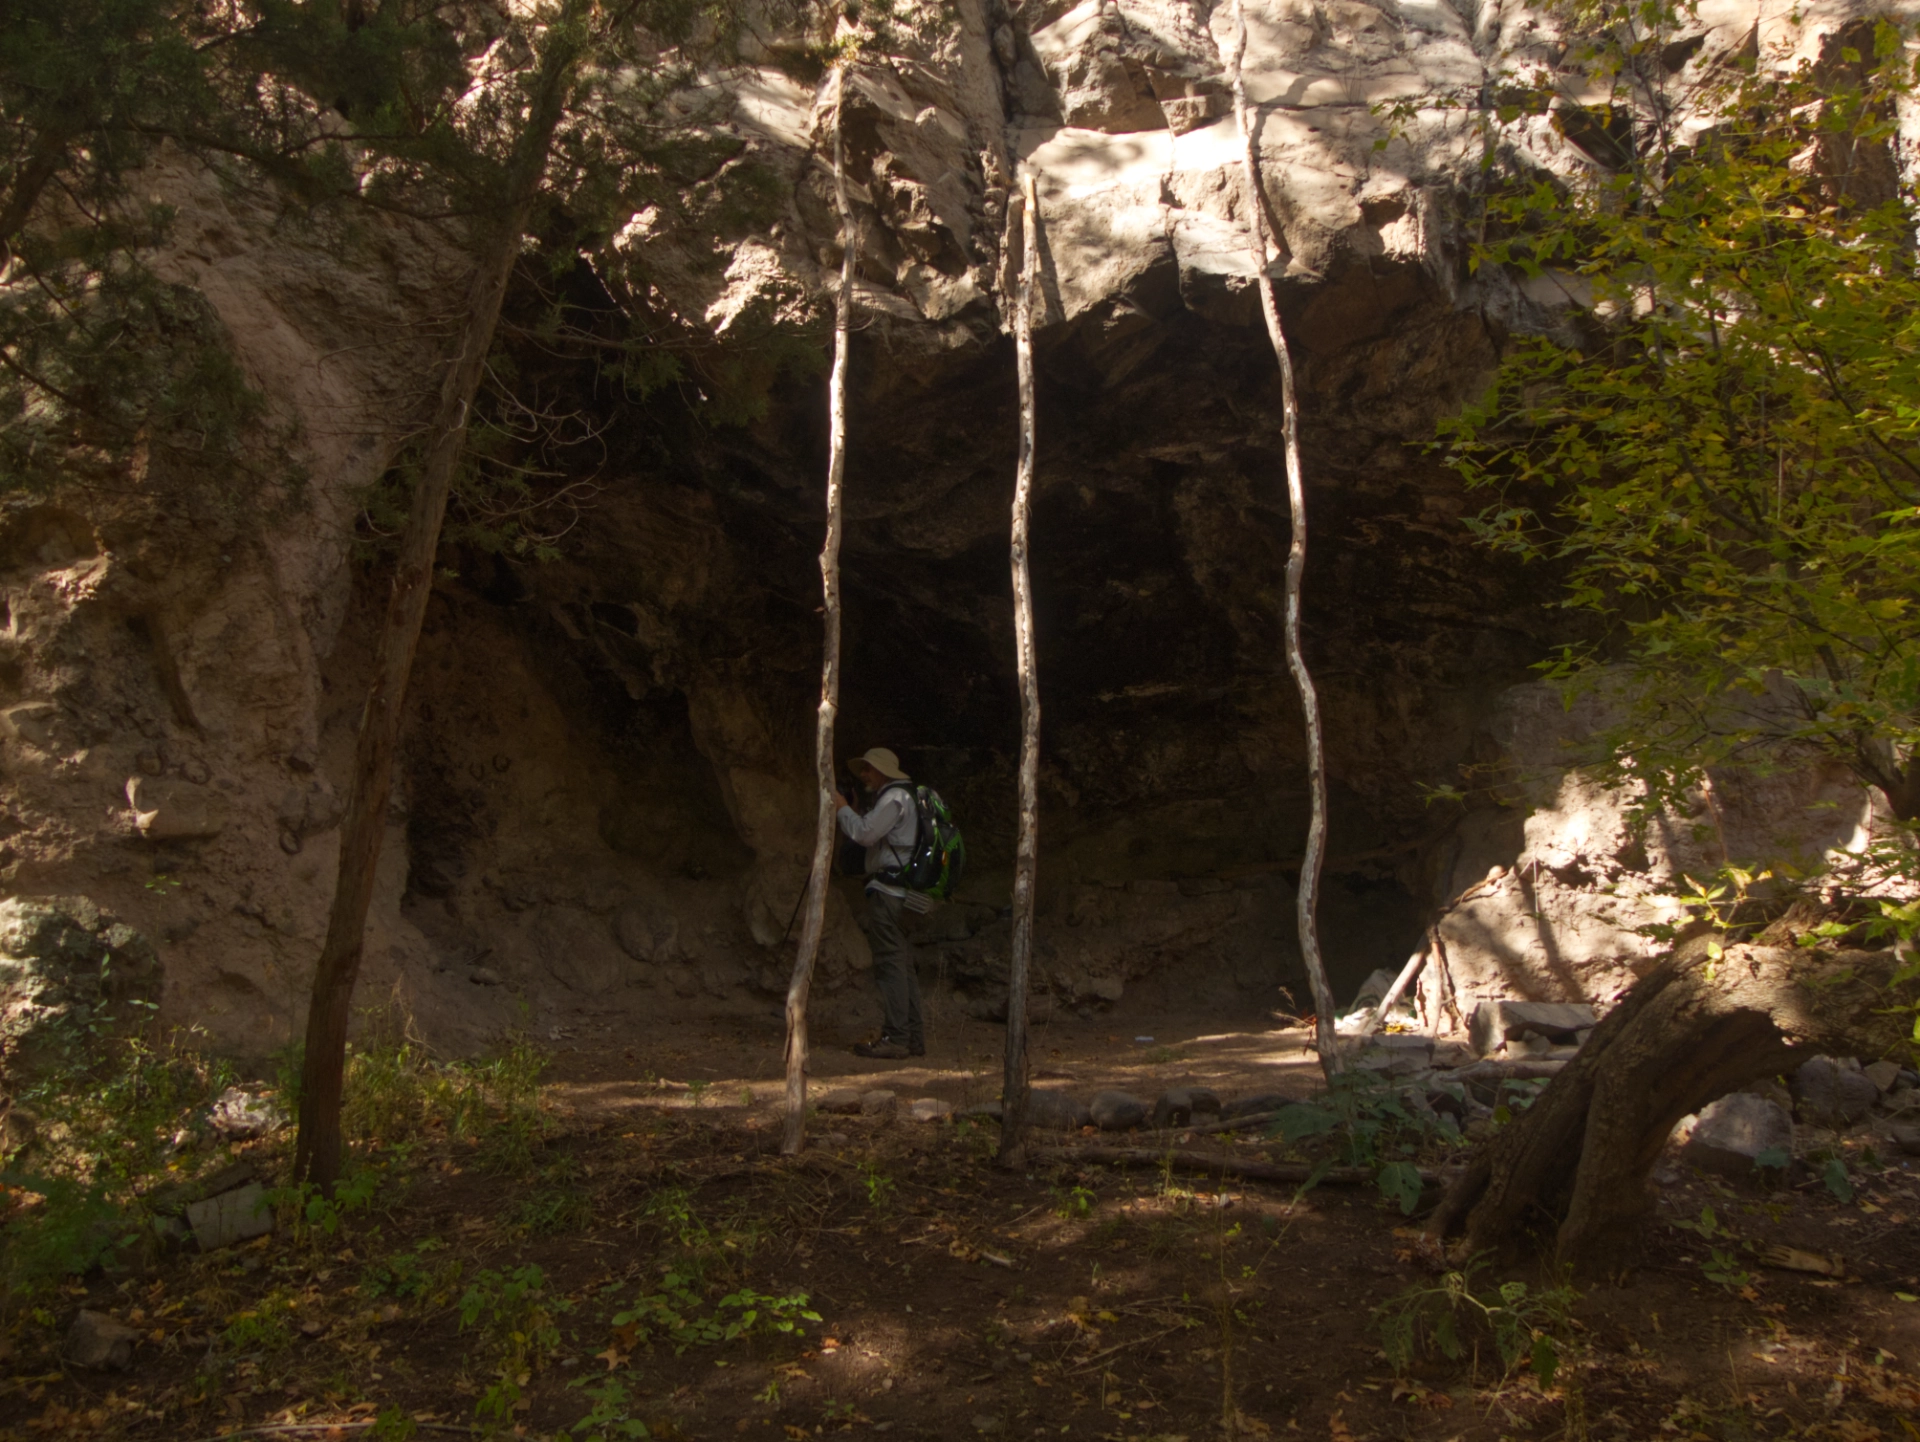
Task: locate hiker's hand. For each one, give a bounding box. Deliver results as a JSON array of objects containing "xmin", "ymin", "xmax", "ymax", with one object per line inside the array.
[{"xmin": 831, "ymin": 790, "xmax": 848, "ymax": 810}]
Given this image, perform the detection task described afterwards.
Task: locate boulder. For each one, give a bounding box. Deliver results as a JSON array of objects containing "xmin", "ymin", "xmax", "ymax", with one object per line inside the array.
[
  {"xmin": 908, "ymin": 1097, "xmax": 953, "ymax": 1123},
  {"xmin": 186, "ymin": 1181, "xmax": 274, "ymax": 1250},
  {"xmin": 1152, "ymin": 1089, "xmax": 1195, "ymax": 1129},
  {"xmin": 207, "ymin": 1087, "xmax": 286, "ymax": 1141},
  {"xmin": 1679, "ymin": 1093, "xmax": 1793, "ymax": 1179},
  {"xmin": 1026, "ymin": 1089, "xmax": 1093, "ymax": 1131},
  {"xmin": 1150, "ymin": 1086, "xmax": 1222, "ymax": 1127},
  {"xmin": 1355, "ymin": 1035, "xmax": 1435, "ymax": 1076},
  {"xmin": 145, "ymin": 1161, "xmax": 256, "ymax": 1218},
  {"xmin": 1469, "ymin": 1002, "xmax": 1599, "ymax": 1058},
  {"xmin": 614, "ymin": 895, "xmax": 680, "ymax": 964},
  {"xmin": 124, "ymin": 775, "xmax": 228, "ymax": 839},
  {"xmin": 0, "ymin": 897, "xmax": 159, "ymax": 1074},
  {"xmin": 817, "ymin": 1088, "xmax": 865, "ymax": 1115},
  {"xmin": 1890, "ymin": 1122, "xmax": 1920, "ymax": 1157},
  {"xmin": 1863, "ymin": 1059, "xmax": 1902, "ymax": 1093},
  {"xmin": 860, "ymin": 1090, "xmax": 898, "ymax": 1119},
  {"xmin": 65, "ymin": 1310, "xmax": 140, "ymax": 1371},
  {"xmin": 1090, "ymin": 1090, "xmax": 1148, "ymax": 1132},
  {"xmin": 1220, "ymin": 1092, "xmax": 1290, "ymax": 1120},
  {"xmin": 1790, "ymin": 1055, "xmax": 1879, "ymax": 1129}
]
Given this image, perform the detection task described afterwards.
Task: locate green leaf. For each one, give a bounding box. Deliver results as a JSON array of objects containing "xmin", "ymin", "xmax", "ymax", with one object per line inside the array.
[
  {"xmin": 1271, "ymin": 1103, "xmax": 1338, "ymax": 1143},
  {"xmin": 1752, "ymin": 1145, "xmax": 1790, "ymax": 1172},
  {"xmin": 1822, "ymin": 1156, "xmax": 1854, "ymax": 1203},
  {"xmin": 1376, "ymin": 1161, "xmax": 1425, "ymax": 1216},
  {"xmin": 1531, "ymin": 1333, "xmax": 1559, "ymax": 1391}
]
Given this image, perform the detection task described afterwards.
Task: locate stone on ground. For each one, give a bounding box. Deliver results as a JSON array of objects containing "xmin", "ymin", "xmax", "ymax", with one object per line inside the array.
[
  {"xmin": 1863, "ymin": 1059, "xmax": 1902, "ymax": 1093},
  {"xmin": 1889, "ymin": 1122, "xmax": 1920, "ymax": 1157},
  {"xmin": 1026, "ymin": 1089, "xmax": 1093, "ymax": 1131},
  {"xmin": 1468, "ymin": 1001, "xmax": 1598, "ymax": 1057},
  {"xmin": 186, "ymin": 1182, "xmax": 274, "ymax": 1251},
  {"xmin": 908, "ymin": 1097, "xmax": 953, "ymax": 1123},
  {"xmin": 208, "ymin": 1086, "xmax": 287, "ymax": 1140},
  {"xmin": 817, "ymin": 1088, "xmax": 865, "ymax": 1115},
  {"xmin": 1090, "ymin": 1090, "xmax": 1148, "ymax": 1131},
  {"xmin": 1679, "ymin": 1093, "xmax": 1793, "ymax": 1179},
  {"xmin": 1790, "ymin": 1056, "xmax": 1879, "ymax": 1128},
  {"xmin": 860, "ymin": 1090, "xmax": 898, "ymax": 1118},
  {"xmin": 65, "ymin": 1310, "xmax": 140, "ymax": 1370},
  {"xmin": 1152, "ymin": 1089, "xmax": 1195, "ymax": 1128},
  {"xmin": 1355, "ymin": 1035, "xmax": 1435, "ymax": 1076}
]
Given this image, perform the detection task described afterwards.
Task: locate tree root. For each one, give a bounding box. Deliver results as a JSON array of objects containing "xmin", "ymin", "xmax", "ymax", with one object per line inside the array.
[{"xmin": 1427, "ymin": 939, "xmax": 1918, "ymax": 1275}]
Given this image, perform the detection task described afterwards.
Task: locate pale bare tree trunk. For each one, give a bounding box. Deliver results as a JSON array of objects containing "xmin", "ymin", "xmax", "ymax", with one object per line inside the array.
[
  {"xmin": 294, "ymin": 11, "xmax": 584, "ymax": 1189},
  {"xmin": 998, "ymin": 174, "xmax": 1042, "ymax": 1168},
  {"xmin": 783, "ymin": 67, "xmax": 856, "ymax": 1157},
  {"xmin": 1354, "ymin": 938, "xmax": 1430, "ymax": 1039},
  {"xmin": 1224, "ymin": 0, "xmax": 1340, "ymax": 1078}
]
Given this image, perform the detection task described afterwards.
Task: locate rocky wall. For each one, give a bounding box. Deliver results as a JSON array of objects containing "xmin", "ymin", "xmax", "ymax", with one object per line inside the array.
[{"xmin": 1, "ymin": 0, "xmax": 1912, "ymax": 1063}]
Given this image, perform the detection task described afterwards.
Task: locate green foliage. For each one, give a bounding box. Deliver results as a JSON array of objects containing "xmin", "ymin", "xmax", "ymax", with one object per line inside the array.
[
  {"xmin": 1375, "ymin": 1161, "xmax": 1426, "ymax": 1216},
  {"xmin": 1266, "ymin": 1068, "xmax": 1459, "ymax": 1209},
  {"xmin": 611, "ymin": 1268, "xmax": 819, "ymax": 1355},
  {"xmin": 856, "ymin": 1158, "xmax": 895, "ymax": 1210},
  {"xmin": 566, "ymin": 1377, "xmax": 652, "ymax": 1440},
  {"xmin": 336, "ymin": 1031, "xmax": 551, "ymax": 1172},
  {"xmin": 222, "ymin": 1289, "xmax": 297, "ymax": 1354},
  {"xmin": 1822, "ymin": 1155, "xmax": 1855, "ymax": 1203},
  {"xmin": 511, "ymin": 1157, "xmax": 594, "ymax": 1235},
  {"xmin": 460, "ymin": 1264, "xmax": 570, "ymax": 1428},
  {"xmin": 1051, "ymin": 1183, "xmax": 1096, "ymax": 1220},
  {"xmin": 1374, "ymin": 1263, "xmax": 1578, "ymax": 1391},
  {"xmin": 1, "ymin": 1030, "xmax": 235, "ymax": 1304},
  {"xmin": 268, "ymin": 1167, "xmax": 384, "ymax": 1247},
  {"xmin": 1439, "ymin": 2, "xmax": 1920, "ymax": 816},
  {"xmin": 1702, "ymin": 1247, "xmax": 1753, "ymax": 1290},
  {"xmin": 361, "ymin": 1237, "xmax": 463, "ymax": 1305}
]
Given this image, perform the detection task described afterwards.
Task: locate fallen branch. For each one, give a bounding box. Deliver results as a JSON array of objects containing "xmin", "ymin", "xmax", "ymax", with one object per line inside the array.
[
  {"xmin": 1044, "ymin": 1145, "xmax": 1445, "ymax": 1188},
  {"xmin": 1444, "ymin": 1059, "xmax": 1568, "ymax": 1086},
  {"xmin": 181, "ymin": 1424, "xmax": 479, "ymax": 1441}
]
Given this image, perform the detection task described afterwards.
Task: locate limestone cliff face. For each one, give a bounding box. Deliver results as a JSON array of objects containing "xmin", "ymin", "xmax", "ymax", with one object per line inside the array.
[{"xmin": 0, "ymin": 0, "xmax": 1907, "ymax": 1057}]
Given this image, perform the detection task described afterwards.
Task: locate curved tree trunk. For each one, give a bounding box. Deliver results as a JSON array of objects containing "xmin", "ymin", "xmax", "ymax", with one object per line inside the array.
[
  {"xmin": 1428, "ymin": 937, "xmax": 1920, "ymax": 1275},
  {"xmin": 782, "ymin": 65, "xmax": 856, "ymax": 1157},
  {"xmin": 293, "ymin": 9, "xmax": 585, "ymax": 1190}
]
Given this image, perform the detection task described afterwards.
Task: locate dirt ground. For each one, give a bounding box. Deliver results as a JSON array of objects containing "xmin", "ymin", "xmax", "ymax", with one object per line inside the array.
[{"xmin": 4, "ymin": 1004, "xmax": 1920, "ymax": 1442}]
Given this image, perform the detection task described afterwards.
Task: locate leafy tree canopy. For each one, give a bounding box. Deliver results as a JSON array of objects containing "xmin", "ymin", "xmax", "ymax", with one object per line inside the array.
[{"xmin": 1443, "ymin": 2, "xmax": 1920, "ymax": 820}]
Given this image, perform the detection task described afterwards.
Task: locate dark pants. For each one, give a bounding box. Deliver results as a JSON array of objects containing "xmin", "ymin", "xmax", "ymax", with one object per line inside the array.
[{"xmin": 864, "ymin": 888, "xmax": 923, "ymax": 1049}]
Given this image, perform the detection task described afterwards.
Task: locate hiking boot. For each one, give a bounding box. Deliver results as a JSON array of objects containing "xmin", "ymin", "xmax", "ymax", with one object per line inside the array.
[
  {"xmin": 908, "ymin": 1041, "xmax": 926, "ymax": 1057},
  {"xmin": 853, "ymin": 1038, "xmax": 910, "ymax": 1060}
]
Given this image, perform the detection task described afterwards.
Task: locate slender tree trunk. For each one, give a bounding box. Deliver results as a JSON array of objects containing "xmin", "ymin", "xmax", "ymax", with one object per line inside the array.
[
  {"xmin": 0, "ymin": 121, "xmax": 72, "ymax": 254},
  {"xmin": 783, "ymin": 67, "xmax": 856, "ymax": 1157},
  {"xmin": 293, "ymin": 15, "xmax": 583, "ymax": 1189},
  {"xmin": 1428, "ymin": 937, "xmax": 1920, "ymax": 1274},
  {"xmin": 1355, "ymin": 938, "xmax": 1430, "ymax": 1039},
  {"xmin": 1223, "ymin": 0, "xmax": 1340, "ymax": 1078},
  {"xmin": 998, "ymin": 174, "xmax": 1043, "ymax": 1169}
]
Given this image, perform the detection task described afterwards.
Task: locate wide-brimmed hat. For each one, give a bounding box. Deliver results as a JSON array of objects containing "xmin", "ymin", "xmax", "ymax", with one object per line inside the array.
[{"xmin": 854, "ymin": 747, "xmax": 908, "ymax": 780}]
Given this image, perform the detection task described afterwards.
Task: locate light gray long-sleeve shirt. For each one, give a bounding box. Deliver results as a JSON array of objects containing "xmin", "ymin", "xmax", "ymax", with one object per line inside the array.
[{"xmin": 837, "ymin": 784, "xmax": 916, "ymax": 897}]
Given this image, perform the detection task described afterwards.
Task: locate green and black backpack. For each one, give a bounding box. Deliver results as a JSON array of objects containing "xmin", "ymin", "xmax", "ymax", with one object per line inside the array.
[{"xmin": 878, "ymin": 781, "xmax": 967, "ymax": 900}]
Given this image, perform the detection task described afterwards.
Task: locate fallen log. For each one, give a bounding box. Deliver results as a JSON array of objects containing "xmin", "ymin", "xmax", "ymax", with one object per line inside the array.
[
  {"xmin": 1443, "ymin": 1059, "xmax": 1568, "ymax": 1086},
  {"xmin": 1039, "ymin": 1144, "xmax": 1446, "ymax": 1189}
]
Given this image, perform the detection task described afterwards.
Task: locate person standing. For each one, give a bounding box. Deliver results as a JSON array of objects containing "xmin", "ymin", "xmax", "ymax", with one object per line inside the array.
[{"xmin": 833, "ymin": 747, "xmax": 924, "ymax": 1059}]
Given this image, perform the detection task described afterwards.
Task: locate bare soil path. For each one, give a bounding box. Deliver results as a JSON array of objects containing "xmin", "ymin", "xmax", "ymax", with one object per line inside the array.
[{"xmin": 4, "ymin": 1006, "xmax": 1919, "ymax": 1442}]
